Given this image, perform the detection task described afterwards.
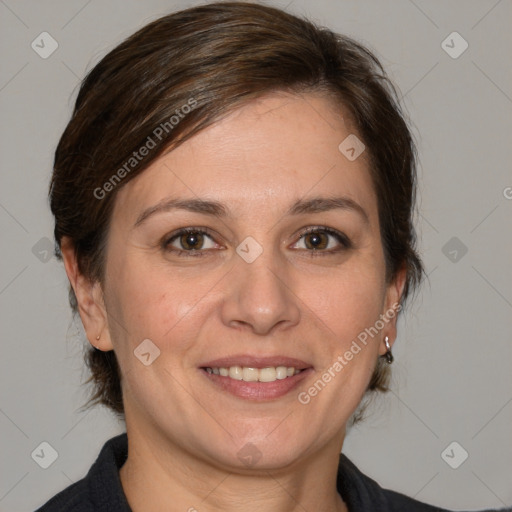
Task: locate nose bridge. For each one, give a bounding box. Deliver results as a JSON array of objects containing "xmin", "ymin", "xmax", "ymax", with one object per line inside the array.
[{"xmin": 220, "ymin": 241, "xmax": 300, "ymax": 334}]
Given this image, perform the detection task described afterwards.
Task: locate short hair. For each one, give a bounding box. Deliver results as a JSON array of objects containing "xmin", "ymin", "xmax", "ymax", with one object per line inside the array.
[{"xmin": 50, "ymin": 1, "xmax": 424, "ymax": 417}]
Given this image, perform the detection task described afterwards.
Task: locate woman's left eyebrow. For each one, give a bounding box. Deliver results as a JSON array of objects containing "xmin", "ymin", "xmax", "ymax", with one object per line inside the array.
[
  {"xmin": 133, "ymin": 195, "xmax": 369, "ymax": 228},
  {"xmin": 287, "ymin": 196, "xmax": 369, "ymax": 225}
]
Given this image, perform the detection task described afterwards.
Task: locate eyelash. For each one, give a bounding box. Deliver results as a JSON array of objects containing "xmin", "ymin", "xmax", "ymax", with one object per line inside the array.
[{"xmin": 162, "ymin": 226, "xmax": 352, "ymax": 258}]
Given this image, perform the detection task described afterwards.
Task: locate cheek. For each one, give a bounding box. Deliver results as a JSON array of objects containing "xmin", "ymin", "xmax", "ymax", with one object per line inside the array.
[
  {"xmin": 302, "ymin": 261, "xmax": 386, "ymax": 400},
  {"xmin": 291, "ymin": 270, "xmax": 385, "ymax": 441},
  {"xmin": 103, "ymin": 253, "xmax": 222, "ymax": 357},
  {"xmin": 310, "ymin": 263, "xmax": 385, "ymax": 343}
]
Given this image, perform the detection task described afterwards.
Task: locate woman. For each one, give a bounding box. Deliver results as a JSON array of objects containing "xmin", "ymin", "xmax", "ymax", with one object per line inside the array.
[{"xmin": 36, "ymin": 2, "xmax": 508, "ymax": 511}]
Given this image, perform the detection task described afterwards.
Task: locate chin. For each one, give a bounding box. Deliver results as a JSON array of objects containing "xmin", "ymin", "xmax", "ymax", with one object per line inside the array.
[{"xmin": 199, "ymin": 426, "xmax": 316, "ymax": 473}]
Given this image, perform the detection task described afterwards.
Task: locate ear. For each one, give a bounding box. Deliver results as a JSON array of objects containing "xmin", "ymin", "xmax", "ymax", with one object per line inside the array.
[
  {"xmin": 379, "ymin": 265, "xmax": 407, "ymax": 356},
  {"xmin": 61, "ymin": 237, "xmax": 113, "ymax": 351}
]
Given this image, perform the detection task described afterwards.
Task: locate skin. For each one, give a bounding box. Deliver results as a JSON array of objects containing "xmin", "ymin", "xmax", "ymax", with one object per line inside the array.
[{"xmin": 62, "ymin": 91, "xmax": 406, "ymax": 512}]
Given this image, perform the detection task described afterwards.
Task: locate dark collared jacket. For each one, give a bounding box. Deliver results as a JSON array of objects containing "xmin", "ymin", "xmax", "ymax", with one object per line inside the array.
[{"xmin": 35, "ymin": 434, "xmax": 509, "ymax": 512}]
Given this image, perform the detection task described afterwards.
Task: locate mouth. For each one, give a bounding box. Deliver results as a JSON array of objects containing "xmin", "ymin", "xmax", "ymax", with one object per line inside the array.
[
  {"xmin": 203, "ymin": 365, "xmax": 303, "ymax": 381},
  {"xmin": 199, "ymin": 356, "xmax": 313, "ymax": 401}
]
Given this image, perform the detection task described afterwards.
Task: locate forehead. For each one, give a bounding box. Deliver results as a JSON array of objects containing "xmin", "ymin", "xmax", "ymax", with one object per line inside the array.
[{"xmin": 113, "ymin": 91, "xmax": 377, "ymax": 224}]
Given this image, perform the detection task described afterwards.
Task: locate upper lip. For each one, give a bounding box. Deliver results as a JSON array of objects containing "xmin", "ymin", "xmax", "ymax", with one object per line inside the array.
[{"xmin": 200, "ymin": 355, "xmax": 312, "ymax": 370}]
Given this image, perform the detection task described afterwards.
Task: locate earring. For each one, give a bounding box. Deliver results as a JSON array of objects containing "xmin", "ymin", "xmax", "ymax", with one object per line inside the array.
[
  {"xmin": 383, "ymin": 336, "xmax": 393, "ymax": 364},
  {"xmin": 92, "ymin": 334, "xmax": 101, "ymax": 350}
]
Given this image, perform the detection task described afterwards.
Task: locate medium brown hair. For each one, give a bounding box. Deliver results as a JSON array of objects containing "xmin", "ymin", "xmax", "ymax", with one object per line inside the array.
[{"xmin": 50, "ymin": 1, "xmax": 424, "ymax": 417}]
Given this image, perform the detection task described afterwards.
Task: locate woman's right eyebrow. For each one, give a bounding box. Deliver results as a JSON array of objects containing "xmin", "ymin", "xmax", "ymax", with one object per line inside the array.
[
  {"xmin": 133, "ymin": 195, "xmax": 369, "ymax": 228},
  {"xmin": 134, "ymin": 198, "xmax": 229, "ymax": 227}
]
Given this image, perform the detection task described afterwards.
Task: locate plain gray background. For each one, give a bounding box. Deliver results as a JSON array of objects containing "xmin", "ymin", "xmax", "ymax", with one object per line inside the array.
[{"xmin": 1, "ymin": 1, "xmax": 511, "ymax": 511}]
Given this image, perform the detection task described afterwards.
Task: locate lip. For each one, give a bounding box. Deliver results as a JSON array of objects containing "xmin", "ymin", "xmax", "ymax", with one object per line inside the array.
[
  {"xmin": 200, "ymin": 367, "xmax": 314, "ymax": 401},
  {"xmin": 198, "ymin": 354, "xmax": 314, "ymax": 401},
  {"xmin": 199, "ymin": 355, "xmax": 312, "ymax": 370}
]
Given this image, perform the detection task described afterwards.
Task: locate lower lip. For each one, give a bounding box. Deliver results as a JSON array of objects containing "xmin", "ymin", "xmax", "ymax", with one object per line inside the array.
[{"xmin": 200, "ymin": 368, "xmax": 314, "ymax": 401}]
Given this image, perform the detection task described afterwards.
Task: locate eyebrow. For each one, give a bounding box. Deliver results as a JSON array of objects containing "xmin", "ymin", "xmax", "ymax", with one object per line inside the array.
[{"xmin": 134, "ymin": 195, "xmax": 369, "ymax": 227}]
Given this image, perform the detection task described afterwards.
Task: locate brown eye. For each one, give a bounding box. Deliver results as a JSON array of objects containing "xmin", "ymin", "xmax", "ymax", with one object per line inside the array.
[
  {"xmin": 179, "ymin": 231, "xmax": 205, "ymax": 250},
  {"xmin": 292, "ymin": 227, "xmax": 351, "ymax": 254},
  {"xmin": 304, "ymin": 232, "xmax": 329, "ymax": 250},
  {"xmin": 164, "ymin": 228, "xmax": 217, "ymax": 255}
]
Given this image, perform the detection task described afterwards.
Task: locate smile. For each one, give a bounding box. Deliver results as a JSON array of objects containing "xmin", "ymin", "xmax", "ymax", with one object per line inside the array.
[
  {"xmin": 204, "ymin": 365, "xmax": 302, "ymax": 382},
  {"xmin": 199, "ymin": 355, "xmax": 313, "ymax": 400}
]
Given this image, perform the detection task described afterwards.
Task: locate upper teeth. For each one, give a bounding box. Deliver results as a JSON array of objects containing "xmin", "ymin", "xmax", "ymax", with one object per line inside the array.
[{"xmin": 205, "ymin": 366, "xmax": 300, "ymax": 382}]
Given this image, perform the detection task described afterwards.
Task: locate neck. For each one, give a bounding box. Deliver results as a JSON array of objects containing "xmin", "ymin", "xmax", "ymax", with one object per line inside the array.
[{"xmin": 119, "ymin": 422, "xmax": 348, "ymax": 512}]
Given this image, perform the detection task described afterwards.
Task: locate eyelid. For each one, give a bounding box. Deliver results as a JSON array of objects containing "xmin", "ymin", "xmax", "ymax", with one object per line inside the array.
[
  {"xmin": 162, "ymin": 225, "xmax": 351, "ymax": 257},
  {"xmin": 291, "ymin": 226, "xmax": 352, "ymax": 252},
  {"xmin": 163, "ymin": 226, "xmax": 217, "ymax": 244},
  {"xmin": 162, "ymin": 226, "xmax": 222, "ymax": 256}
]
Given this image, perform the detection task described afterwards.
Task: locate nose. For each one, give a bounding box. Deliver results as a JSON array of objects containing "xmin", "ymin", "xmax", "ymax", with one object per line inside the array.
[{"xmin": 220, "ymin": 248, "xmax": 301, "ymax": 336}]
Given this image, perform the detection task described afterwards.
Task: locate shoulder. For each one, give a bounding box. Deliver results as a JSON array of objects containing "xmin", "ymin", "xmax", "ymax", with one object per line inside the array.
[
  {"xmin": 337, "ymin": 453, "xmax": 509, "ymax": 512},
  {"xmin": 34, "ymin": 433, "xmax": 131, "ymax": 512},
  {"xmin": 35, "ymin": 479, "xmax": 92, "ymax": 511}
]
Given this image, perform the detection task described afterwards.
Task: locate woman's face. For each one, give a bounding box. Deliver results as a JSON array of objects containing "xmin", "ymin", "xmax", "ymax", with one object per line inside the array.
[{"xmin": 96, "ymin": 91, "xmax": 403, "ymax": 470}]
